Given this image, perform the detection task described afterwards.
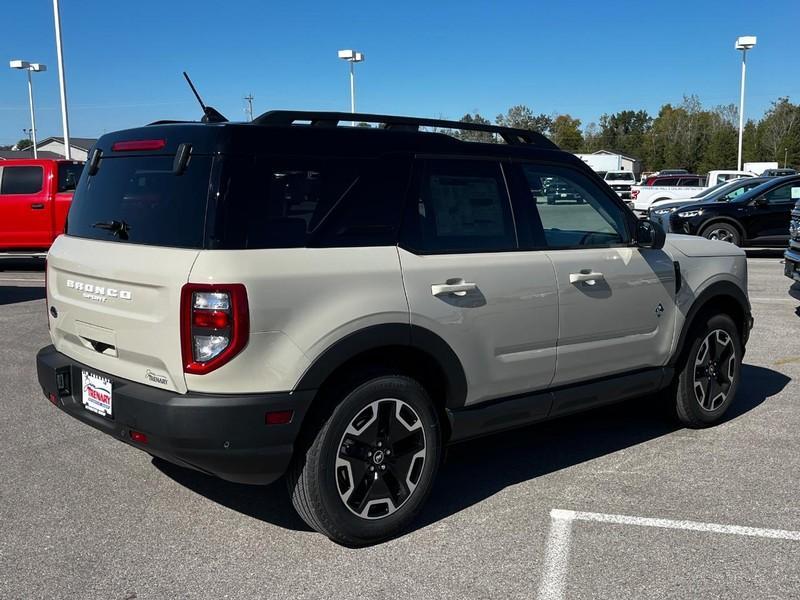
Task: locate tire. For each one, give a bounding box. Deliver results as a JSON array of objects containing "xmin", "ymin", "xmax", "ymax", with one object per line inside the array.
[
  {"xmin": 701, "ymin": 222, "xmax": 741, "ymax": 246},
  {"xmin": 286, "ymin": 374, "xmax": 441, "ymax": 546},
  {"xmin": 672, "ymin": 313, "xmax": 742, "ymax": 428}
]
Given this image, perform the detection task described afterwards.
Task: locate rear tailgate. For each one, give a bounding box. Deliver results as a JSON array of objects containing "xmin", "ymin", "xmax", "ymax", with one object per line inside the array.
[
  {"xmin": 47, "ymin": 236, "xmax": 198, "ymax": 393},
  {"xmin": 47, "ymin": 133, "xmax": 216, "ymax": 393}
]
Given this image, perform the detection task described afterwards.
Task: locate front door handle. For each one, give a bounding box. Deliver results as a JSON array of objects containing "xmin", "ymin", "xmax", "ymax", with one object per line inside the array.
[
  {"xmin": 30, "ymin": 203, "xmax": 45, "ymax": 210},
  {"xmin": 569, "ymin": 271, "xmax": 605, "ymax": 285},
  {"xmin": 431, "ymin": 280, "xmax": 477, "ymax": 297}
]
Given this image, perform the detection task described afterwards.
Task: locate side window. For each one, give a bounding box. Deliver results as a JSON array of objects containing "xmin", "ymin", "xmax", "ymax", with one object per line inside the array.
[
  {"xmin": 678, "ymin": 177, "xmax": 699, "ymax": 186},
  {"xmin": 515, "ymin": 163, "xmax": 629, "ymax": 249},
  {"xmin": 765, "ymin": 183, "xmax": 800, "ymax": 204},
  {"xmin": 401, "ymin": 159, "xmax": 516, "ymax": 253},
  {"xmin": 312, "ymin": 157, "xmax": 410, "ymax": 247},
  {"xmin": 0, "ymin": 166, "xmax": 43, "ymax": 195}
]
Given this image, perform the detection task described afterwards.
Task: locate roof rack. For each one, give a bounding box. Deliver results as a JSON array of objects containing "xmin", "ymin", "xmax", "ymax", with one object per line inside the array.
[{"xmin": 252, "ymin": 110, "xmax": 558, "ymax": 149}]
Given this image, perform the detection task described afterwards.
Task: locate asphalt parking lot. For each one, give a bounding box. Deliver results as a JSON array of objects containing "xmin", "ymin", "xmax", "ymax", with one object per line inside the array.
[{"xmin": 1, "ymin": 255, "xmax": 798, "ymax": 599}]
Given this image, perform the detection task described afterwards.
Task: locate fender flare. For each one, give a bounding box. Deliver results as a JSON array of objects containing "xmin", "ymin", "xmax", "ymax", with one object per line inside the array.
[
  {"xmin": 669, "ymin": 280, "xmax": 752, "ymax": 366},
  {"xmin": 294, "ymin": 323, "xmax": 468, "ymax": 409}
]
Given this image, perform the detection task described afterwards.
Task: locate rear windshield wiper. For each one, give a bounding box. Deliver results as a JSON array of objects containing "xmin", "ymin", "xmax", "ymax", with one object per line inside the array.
[{"xmin": 92, "ymin": 220, "xmax": 131, "ymax": 240}]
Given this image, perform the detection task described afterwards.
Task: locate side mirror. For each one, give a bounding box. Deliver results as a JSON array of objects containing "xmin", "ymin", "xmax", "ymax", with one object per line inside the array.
[
  {"xmin": 754, "ymin": 195, "xmax": 768, "ymax": 206},
  {"xmin": 636, "ymin": 219, "xmax": 666, "ymax": 249}
]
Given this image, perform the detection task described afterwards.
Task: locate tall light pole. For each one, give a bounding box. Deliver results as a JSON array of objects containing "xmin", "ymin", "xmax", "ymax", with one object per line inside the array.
[
  {"xmin": 53, "ymin": 0, "xmax": 72, "ymax": 160},
  {"xmin": 337, "ymin": 49, "xmax": 364, "ymax": 126},
  {"xmin": 9, "ymin": 60, "xmax": 47, "ymax": 159},
  {"xmin": 735, "ymin": 36, "xmax": 756, "ymax": 171}
]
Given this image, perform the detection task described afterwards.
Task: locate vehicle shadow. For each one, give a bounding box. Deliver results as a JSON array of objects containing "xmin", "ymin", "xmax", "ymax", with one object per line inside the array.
[
  {"xmin": 0, "ymin": 286, "xmax": 46, "ymax": 306},
  {"xmin": 745, "ymin": 248, "xmax": 785, "ymax": 259},
  {"xmin": 153, "ymin": 363, "xmax": 788, "ymax": 538},
  {"xmin": 0, "ymin": 258, "xmax": 46, "ymax": 272}
]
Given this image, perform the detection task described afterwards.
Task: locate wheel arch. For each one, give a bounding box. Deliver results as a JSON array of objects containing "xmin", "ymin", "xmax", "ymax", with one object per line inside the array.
[
  {"xmin": 698, "ymin": 217, "xmax": 746, "ymax": 242},
  {"xmin": 670, "ymin": 281, "xmax": 752, "ymax": 367},
  {"xmin": 293, "ymin": 324, "xmax": 468, "ymax": 440}
]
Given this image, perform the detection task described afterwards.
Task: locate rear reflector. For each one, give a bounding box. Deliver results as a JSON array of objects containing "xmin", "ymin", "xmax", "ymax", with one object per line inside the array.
[
  {"xmin": 48, "ymin": 392, "xmax": 58, "ymax": 405},
  {"xmin": 265, "ymin": 410, "xmax": 293, "ymax": 425},
  {"xmin": 129, "ymin": 430, "xmax": 148, "ymax": 444},
  {"xmin": 192, "ymin": 309, "xmax": 230, "ymax": 329},
  {"xmin": 112, "ymin": 139, "xmax": 166, "ymax": 152}
]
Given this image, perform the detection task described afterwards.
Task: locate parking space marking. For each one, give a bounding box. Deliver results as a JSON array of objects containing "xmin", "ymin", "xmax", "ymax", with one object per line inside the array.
[
  {"xmin": 749, "ymin": 297, "xmax": 797, "ymax": 305},
  {"xmin": 536, "ymin": 508, "xmax": 800, "ymax": 600}
]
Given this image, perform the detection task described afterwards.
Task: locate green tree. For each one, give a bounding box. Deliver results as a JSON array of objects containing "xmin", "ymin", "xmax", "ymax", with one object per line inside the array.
[
  {"xmin": 15, "ymin": 138, "xmax": 33, "ymax": 150},
  {"xmin": 551, "ymin": 115, "xmax": 583, "ymax": 152},
  {"xmin": 456, "ymin": 112, "xmax": 496, "ymax": 143},
  {"xmin": 495, "ymin": 105, "xmax": 552, "ymax": 135},
  {"xmin": 597, "ymin": 109, "xmax": 652, "ymax": 161}
]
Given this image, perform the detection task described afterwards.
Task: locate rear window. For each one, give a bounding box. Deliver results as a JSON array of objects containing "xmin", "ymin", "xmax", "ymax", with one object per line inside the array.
[
  {"xmin": 66, "ymin": 156, "xmax": 212, "ymax": 248},
  {"xmin": 58, "ymin": 163, "xmax": 84, "ymax": 193},
  {"xmin": 605, "ymin": 172, "xmax": 634, "ymax": 181},
  {"xmin": 1, "ymin": 166, "xmax": 43, "ymax": 194}
]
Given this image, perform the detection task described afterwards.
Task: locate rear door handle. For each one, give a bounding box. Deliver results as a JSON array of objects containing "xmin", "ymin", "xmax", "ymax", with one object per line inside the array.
[
  {"xmin": 569, "ymin": 271, "xmax": 604, "ymax": 285},
  {"xmin": 30, "ymin": 203, "xmax": 45, "ymax": 210},
  {"xmin": 431, "ymin": 280, "xmax": 477, "ymax": 297}
]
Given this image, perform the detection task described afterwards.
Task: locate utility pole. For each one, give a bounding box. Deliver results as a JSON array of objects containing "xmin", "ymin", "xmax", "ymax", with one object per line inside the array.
[
  {"xmin": 785, "ymin": 148, "xmax": 789, "ymax": 168},
  {"xmin": 244, "ymin": 94, "xmax": 254, "ymax": 122}
]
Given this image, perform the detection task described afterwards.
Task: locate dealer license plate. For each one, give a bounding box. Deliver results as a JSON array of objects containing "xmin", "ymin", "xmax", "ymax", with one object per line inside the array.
[{"xmin": 81, "ymin": 370, "xmax": 113, "ymax": 417}]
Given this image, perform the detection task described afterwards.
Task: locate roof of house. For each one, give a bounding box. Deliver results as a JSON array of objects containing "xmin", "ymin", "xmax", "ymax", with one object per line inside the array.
[
  {"xmin": 592, "ymin": 149, "xmax": 640, "ymax": 162},
  {"xmin": 0, "ymin": 150, "xmax": 63, "ymax": 160},
  {"xmin": 36, "ymin": 137, "xmax": 98, "ymax": 151}
]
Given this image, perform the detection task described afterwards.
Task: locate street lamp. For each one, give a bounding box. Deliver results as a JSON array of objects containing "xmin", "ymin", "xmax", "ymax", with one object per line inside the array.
[
  {"xmin": 9, "ymin": 60, "xmax": 47, "ymax": 159},
  {"xmin": 735, "ymin": 35, "xmax": 756, "ymax": 171},
  {"xmin": 337, "ymin": 49, "xmax": 364, "ymax": 125},
  {"xmin": 53, "ymin": 0, "xmax": 72, "ymax": 160}
]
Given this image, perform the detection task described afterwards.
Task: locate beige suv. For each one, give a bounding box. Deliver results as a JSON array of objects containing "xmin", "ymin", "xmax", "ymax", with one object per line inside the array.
[{"xmin": 37, "ymin": 111, "xmax": 752, "ymax": 545}]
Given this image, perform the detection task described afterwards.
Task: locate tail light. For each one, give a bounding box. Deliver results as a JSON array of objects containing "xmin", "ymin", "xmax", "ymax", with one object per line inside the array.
[
  {"xmin": 181, "ymin": 283, "xmax": 249, "ymax": 375},
  {"xmin": 631, "ymin": 189, "xmax": 639, "ymax": 200}
]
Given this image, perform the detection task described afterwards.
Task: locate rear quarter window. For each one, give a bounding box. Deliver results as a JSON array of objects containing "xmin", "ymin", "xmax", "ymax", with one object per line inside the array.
[{"xmin": 211, "ymin": 156, "xmax": 409, "ymax": 249}]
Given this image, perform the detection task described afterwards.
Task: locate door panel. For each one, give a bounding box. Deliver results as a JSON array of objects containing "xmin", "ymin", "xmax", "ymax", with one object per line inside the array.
[
  {"xmin": 547, "ymin": 247, "xmax": 676, "ymax": 385},
  {"xmin": 508, "ymin": 160, "xmax": 676, "ymax": 386},
  {"xmin": 399, "ymin": 158, "xmax": 559, "ymax": 407},
  {"xmin": 400, "ymin": 249, "xmax": 559, "ymax": 406},
  {"xmin": 0, "ymin": 165, "xmax": 49, "ymax": 248}
]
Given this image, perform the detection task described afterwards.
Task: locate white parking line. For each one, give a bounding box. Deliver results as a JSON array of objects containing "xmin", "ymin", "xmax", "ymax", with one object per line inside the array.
[{"xmin": 536, "ymin": 508, "xmax": 800, "ymax": 600}]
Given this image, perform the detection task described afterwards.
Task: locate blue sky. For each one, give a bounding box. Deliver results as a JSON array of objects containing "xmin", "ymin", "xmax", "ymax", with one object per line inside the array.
[{"xmin": 1, "ymin": 0, "xmax": 798, "ymax": 146}]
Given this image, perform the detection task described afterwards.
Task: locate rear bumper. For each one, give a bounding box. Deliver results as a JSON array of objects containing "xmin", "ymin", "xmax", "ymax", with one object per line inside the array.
[{"xmin": 36, "ymin": 345, "xmax": 314, "ymax": 485}]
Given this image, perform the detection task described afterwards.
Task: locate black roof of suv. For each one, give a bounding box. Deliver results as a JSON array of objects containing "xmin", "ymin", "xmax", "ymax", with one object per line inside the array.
[{"xmin": 72, "ymin": 110, "xmax": 634, "ymax": 251}]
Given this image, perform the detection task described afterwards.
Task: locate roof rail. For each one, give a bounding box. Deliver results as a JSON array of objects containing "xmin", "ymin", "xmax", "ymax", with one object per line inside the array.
[{"xmin": 252, "ymin": 110, "xmax": 558, "ymax": 149}]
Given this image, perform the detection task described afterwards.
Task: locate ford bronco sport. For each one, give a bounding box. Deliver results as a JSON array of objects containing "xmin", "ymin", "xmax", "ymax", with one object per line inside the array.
[{"xmin": 36, "ymin": 111, "xmax": 752, "ymax": 545}]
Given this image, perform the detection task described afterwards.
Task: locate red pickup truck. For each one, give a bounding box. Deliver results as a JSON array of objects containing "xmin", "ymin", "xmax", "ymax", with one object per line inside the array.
[{"xmin": 0, "ymin": 159, "xmax": 84, "ymax": 255}]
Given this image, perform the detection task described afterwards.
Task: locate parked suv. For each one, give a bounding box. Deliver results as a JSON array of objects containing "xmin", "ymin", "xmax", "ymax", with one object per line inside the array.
[
  {"xmin": 36, "ymin": 111, "xmax": 752, "ymax": 545},
  {"xmin": 669, "ymin": 174, "xmax": 800, "ymax": 246}
]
